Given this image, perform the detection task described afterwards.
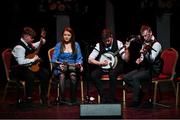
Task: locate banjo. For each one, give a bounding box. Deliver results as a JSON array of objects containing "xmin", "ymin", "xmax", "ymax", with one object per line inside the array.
[
  {"xmin": 98, "ymin": 36, "xmax": 139, "ymax": 69},
  {"xmin": 99, "ymin": 50, "xmax": 120, "ymax": 69}
]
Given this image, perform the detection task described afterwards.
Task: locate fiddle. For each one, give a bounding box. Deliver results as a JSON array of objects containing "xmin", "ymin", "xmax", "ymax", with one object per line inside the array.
[
  {"xmin": 136, "ymin": 44, "xmax": 150, "ymax": 65},
  {"xmin": 140, "ymin": 40, "xmax": 156, "ymax": 55},
  {"xmin": 137, "ymin": 39, "xmax": 156, "ymax": 64},
  {"xmin": 140, "ymin": 43, "xmax": 152, "ymax": 55}
]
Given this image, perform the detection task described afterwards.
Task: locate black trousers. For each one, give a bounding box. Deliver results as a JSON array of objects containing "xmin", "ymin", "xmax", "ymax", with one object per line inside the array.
[
  {"xmin": 91, "ymin": 63, "xmax": 123, "ymax": 101},
  {"xmin": 11, "ymin": 66, "xmax": 49, "ymax": 99},
  {"xmin": 123, "ymin": 68, "xmax": 152, "ymax": 102}
]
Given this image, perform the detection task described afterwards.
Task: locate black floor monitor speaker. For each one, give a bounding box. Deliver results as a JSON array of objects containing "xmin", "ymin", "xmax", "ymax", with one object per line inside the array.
[{"xmin": 80, "ymin": 104, "xmax": 122, "ymax": 118}]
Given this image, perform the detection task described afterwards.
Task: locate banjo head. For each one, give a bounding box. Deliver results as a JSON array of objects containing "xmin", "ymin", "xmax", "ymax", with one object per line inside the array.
[{"xmin": 99, "ymin": 52, "xmax": 118, "ymax": 69}]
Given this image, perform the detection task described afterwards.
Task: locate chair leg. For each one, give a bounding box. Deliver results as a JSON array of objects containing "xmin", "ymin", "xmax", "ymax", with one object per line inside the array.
[
  {"xmin": 2, "ymin": 83, "xmax": 9, "ymax": 102},
  {"xmin": 153, "ymin": 81, "xmax": 170, "ymax": 108},
  {"xmin": 176, "ymin": 82, "xmax": 179, "ymax": 108},
  {"xmin": 98, "ymin": 95, "xmax": 100, "ymax": 103},
  {"xmin": 122, "ymin": 81, "xmax": 126, "ymax": 103},
  {"xmin": 21, "ymin": 82, "xmax": 26, "ymax": 96},
  {"xmin": 153, "ymin": 81, "xmax": 158, "ymax": 107},
  {"xmin": 47, "ymin": 78, "xmax": 52, "ymax": 99},
  {"xmin": 57, "ymin": 82, "xmax": 60, "ymax": 98},
  {"xmin": 171, "ymin": 81, "xmax": 177, "ymax": 96},
  {"xmin": 80, "ymin": 80, "xmax": 84, "ymax": 102},
  {"xmin": 123, "ymin": 89, "xmax": 126, "ymax": 102}
]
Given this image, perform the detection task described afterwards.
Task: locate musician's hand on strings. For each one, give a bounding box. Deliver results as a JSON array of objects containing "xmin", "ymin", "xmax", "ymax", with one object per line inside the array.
[
  {"xmin": 33, "ymin": 55, "xmax": 40, "ymax": 62},
  {"xmin": 100, "ymin": 60, "xmax": 108, "ymax": 66},
  {"xmin": 59, "ymin": 64, "xmax": 66, "ymax": 71},
  {"xmin": 136, "ymin": 53, "xmax": 144, "ymax": 64},
  {"xmin": 140, "ymin": 48, "xmax": 146, "ymax": 55},
  {"xmin": 136, "ymin": 58, "xmax": 142, "ymax": 64}
]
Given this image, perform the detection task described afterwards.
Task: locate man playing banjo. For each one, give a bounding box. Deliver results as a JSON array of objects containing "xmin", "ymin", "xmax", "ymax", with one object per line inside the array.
[{"xmin": 88, "ymin": 28, "xmax": 130, "ymax": 103}]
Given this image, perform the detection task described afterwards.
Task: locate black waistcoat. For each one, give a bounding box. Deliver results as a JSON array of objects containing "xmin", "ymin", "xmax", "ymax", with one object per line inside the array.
[
  {"xmin": 142, "ymin": 41, "xmax": 163, "ymax": 76},
  {"xmin": 11, "ymin": 41, "xmax": 36, "ymax": 67},
  {"xmin": 97, "ymin": 40, "xmax": 122, "ymax": 64}
]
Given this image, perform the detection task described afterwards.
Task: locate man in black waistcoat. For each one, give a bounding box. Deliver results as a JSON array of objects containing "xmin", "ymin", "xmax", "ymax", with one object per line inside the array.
[
  {"xmin": 88, "ymin": 28, "xmax": 130, "ymax": 103},
  {"xmin": 11, "ymin": 26, "xmax": 49, "ymax": 108},
  {"xmin": 123, "ymin": 24, "xmax": 163, "ymax": 108}
]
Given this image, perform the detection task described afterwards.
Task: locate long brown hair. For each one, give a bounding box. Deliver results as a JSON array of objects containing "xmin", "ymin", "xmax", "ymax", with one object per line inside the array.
[{"xmin": 60, "ymin": 27, "xmax": 76, "ymax": 54}]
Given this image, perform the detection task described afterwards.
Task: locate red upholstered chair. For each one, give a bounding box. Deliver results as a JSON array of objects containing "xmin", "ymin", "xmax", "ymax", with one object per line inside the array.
[
  {"xmin": 47, "ymin": 47, "xmax": 84, "ymax": 102},
  {"xmin": 152, "ymin": 48, "xmax": 179, "ymax": 107},
  {"xmin": 1, "ymin": 48, "xmax": 25, "ymax": 102},
  {"xmin": 97, "ymin": 74, "xmax": 125, "ymax": 103},
  {"xmin": 47, "ymin": 47, "xmax": 55, "ymax": 99}
]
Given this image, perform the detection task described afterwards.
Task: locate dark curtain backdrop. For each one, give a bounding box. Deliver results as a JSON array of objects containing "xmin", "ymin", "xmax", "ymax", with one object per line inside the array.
[{"xmin": 1, "ymin": 0, "xmax": 180, "ymax": 86}]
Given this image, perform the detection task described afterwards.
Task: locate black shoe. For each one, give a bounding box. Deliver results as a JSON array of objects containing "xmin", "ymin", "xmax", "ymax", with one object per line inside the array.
[
  {"xmin": 59, "ymin": 98, "xmax": 70, "ymax": 105},
  {"xmin": 40, "ymin": 97, "xmax": 50, "ymax": 108},
  {"xmin": 50, "ymin": 97, "xmax": 60, "ymax": 105},
  {"xmin": 26, "ymin": 99, "xmax": 36, "ymax": 108},
  {"xmin": 51, "ymin": 97, "xmax": 68, "ymax": 105},
  {"xmin": 128, "ymin": 101, "xmax": 141, "ymax": 108},
  {"xmin": 16, "ymin": 99, "xmax": 24, "ymax": 105},
  {"xmin": 16, "ymin": 99, "xmax": 27, "ymax": 109},
  {"xmin": 68, "ymin": 99, "xmax": 80, "ymax": 106},
  {"xmin": 51, "ymin": 98, "xmax": 69, "ymax": 105},
  {"xmin": 17, "ymin": 99, "xmax": 36, "ymax": 110},
  {"xmin": 141, "ymin": 100, "xmax": 153, "ymax": 109},
  {"xmin": 40, "ymin": 96, "xmax": 48, "ymax": 105}
]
